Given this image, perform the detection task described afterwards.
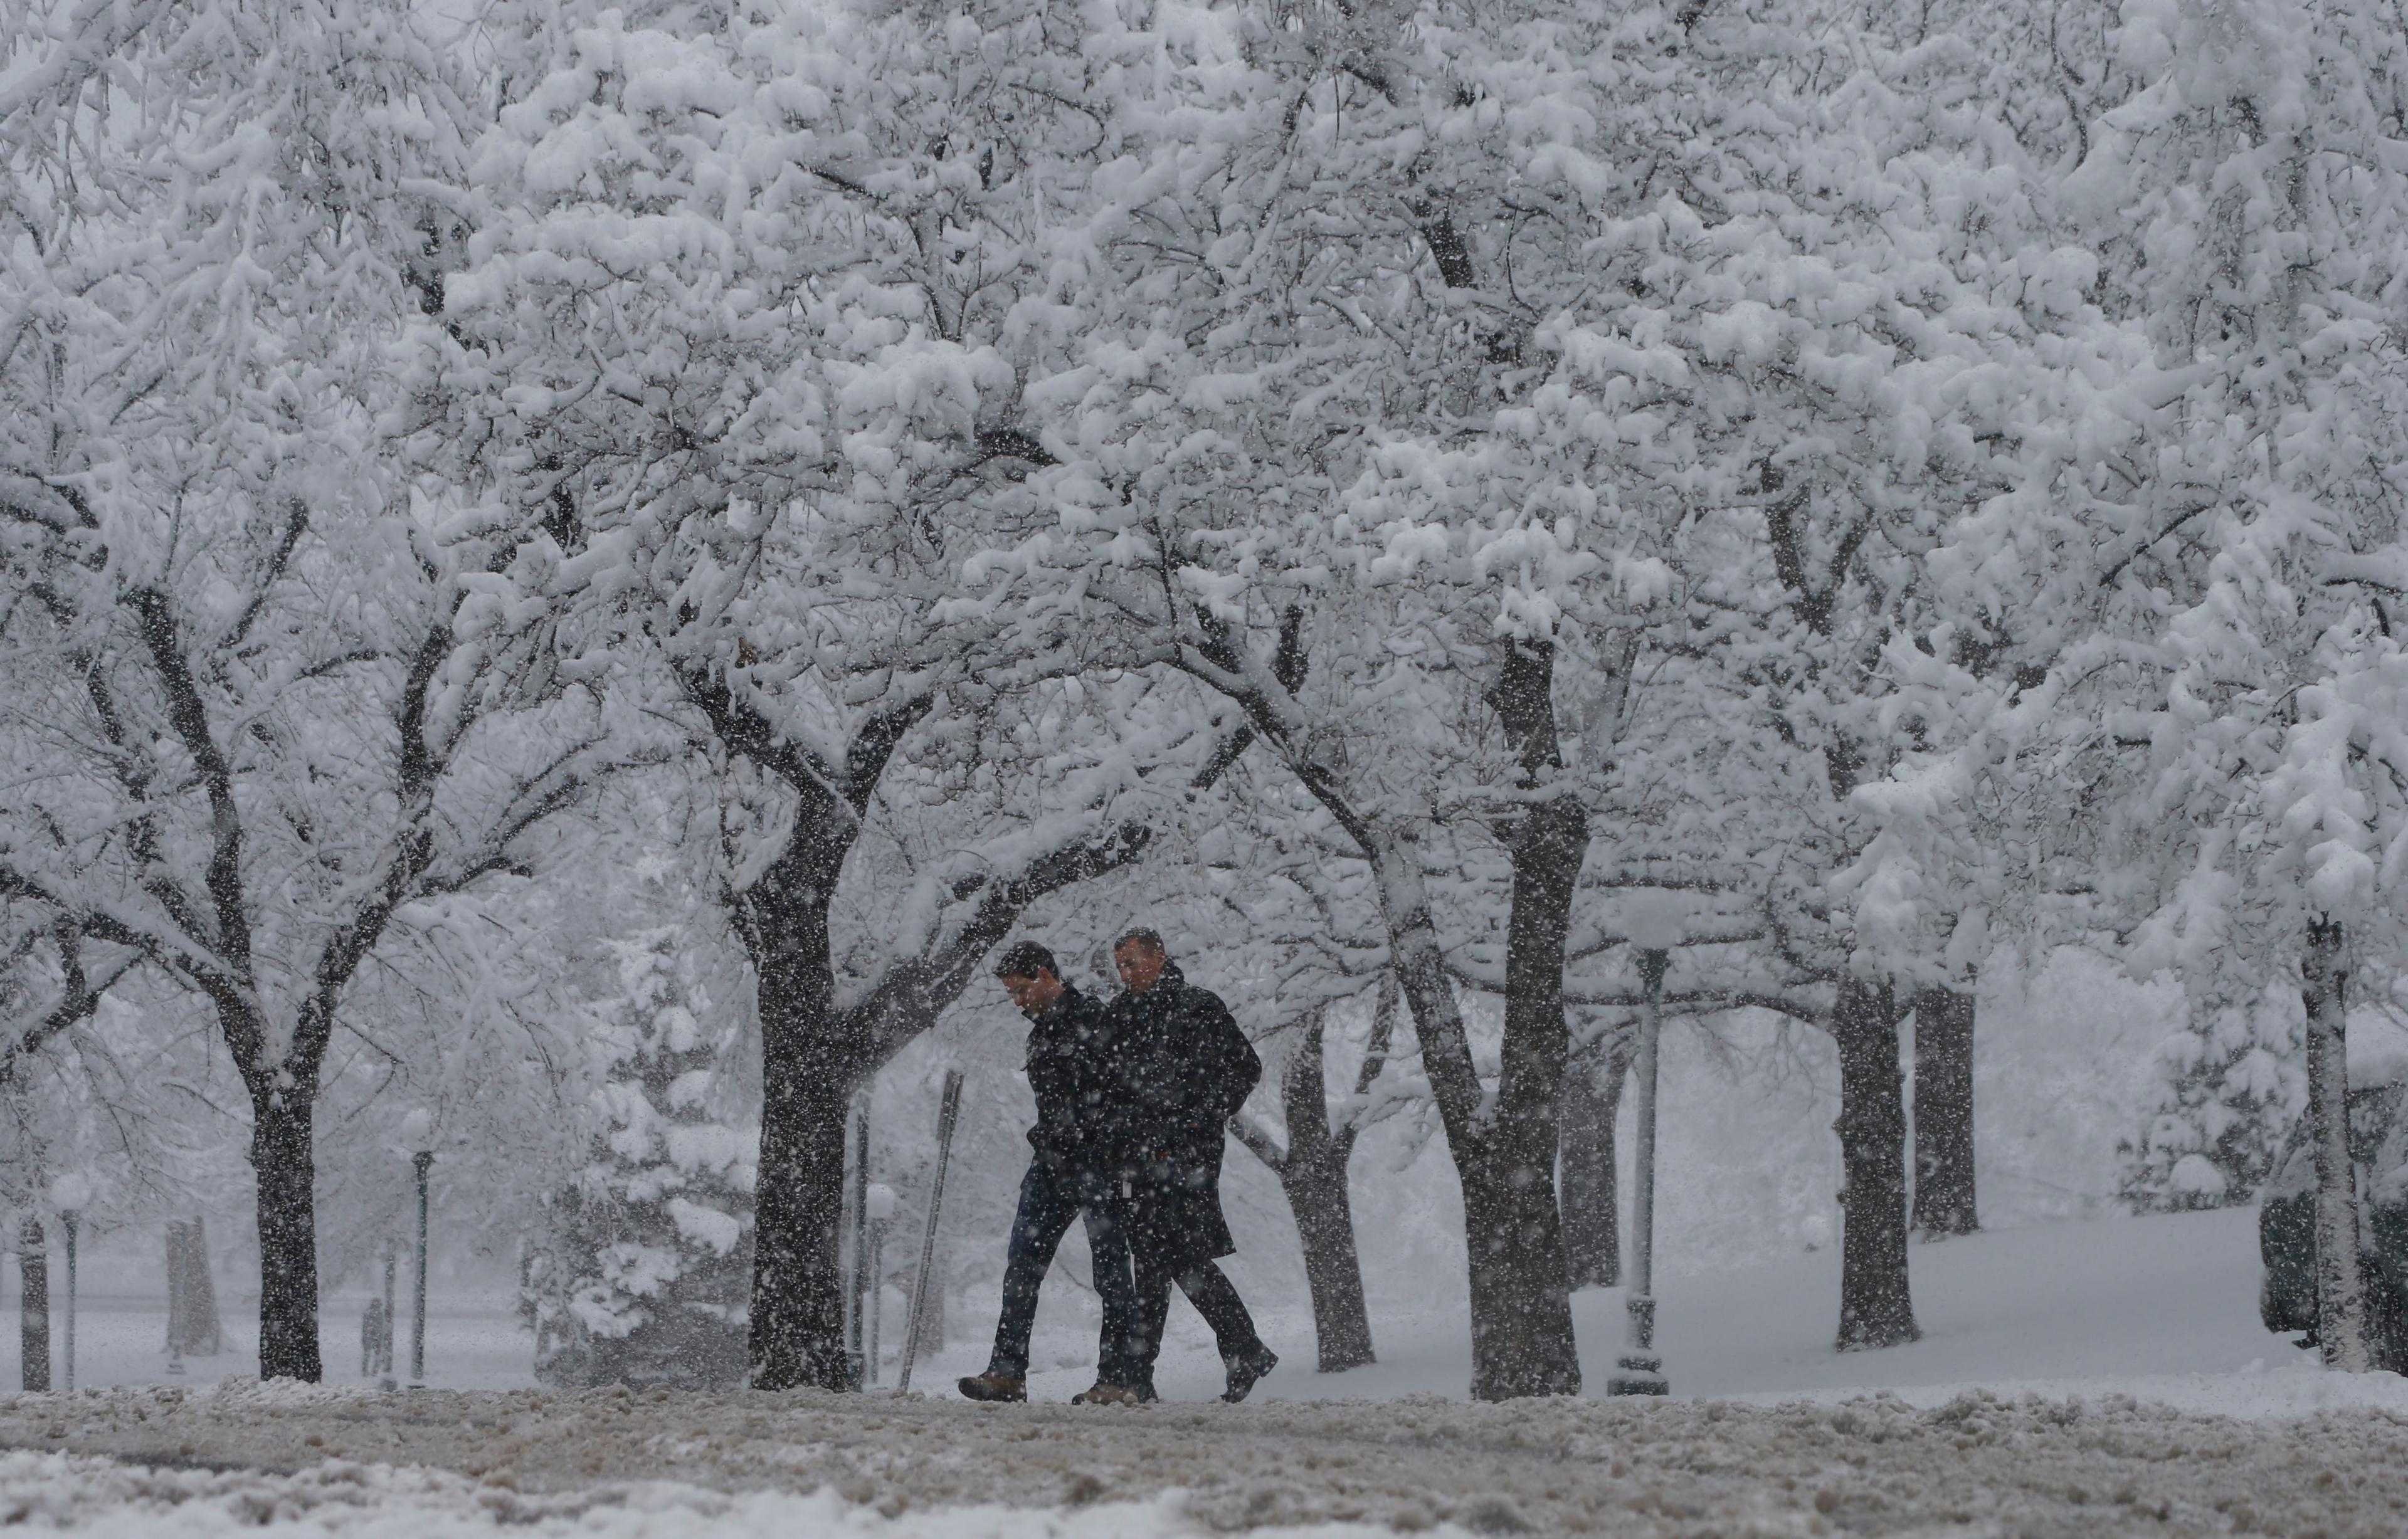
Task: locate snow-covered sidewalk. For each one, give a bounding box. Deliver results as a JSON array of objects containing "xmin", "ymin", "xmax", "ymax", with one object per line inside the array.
[
  {"xmin": 7, "ymin": 1377, "xmax": 2408, "ymax": 1536},
  {"xmin": 13, "ymin": 1209, "xmax": 2408, "ymax": 1534}
]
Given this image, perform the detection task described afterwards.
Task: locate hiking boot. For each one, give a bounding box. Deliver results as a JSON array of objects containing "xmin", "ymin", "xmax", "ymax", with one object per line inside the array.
[
  {"xmin": 1222, "ymin": 1344, "xmax": 1278, "ymax": 1404},
  {"xmin": 1070, "ymin": 1382, "xmax": 1143, "ymax": 1406},
  {"xmin": 957, "ymin": 1371, "xmax": 1028, "ymax": 1403}
]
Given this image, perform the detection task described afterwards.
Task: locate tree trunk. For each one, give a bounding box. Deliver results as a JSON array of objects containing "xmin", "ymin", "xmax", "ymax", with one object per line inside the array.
[
  {"xmin": 750, "ymin": 928, "xmax": 868, "ymax": 1392},
  {"xmin": 1559, "ymin": 1024, "xmax": 1628, "ymax": 1289},
  {"xmin": 1911, "ymin": 984, "xmax": 1979, "ymax": 1237},
  {"xmin": 1832, "ymin": 977, "xmax": 1919, "ymax": 1351},
  {"xmin": 1358, "ymin": 638, "xmax": 1587, "ymax": 1400},
  {"xmin": 1194, "ymin": 622, "xmax": 1598, "ymax": 1399},
  {"xmin": 2303, "ymin": 917, "xmax": 2370, "ymax": 1371},
  {"xmin": 1233, "ymin": 1001, "xmax": 1382, "ymax": 1374},
  {"xmin": 250, "ymin": 1086, "xmax": 322, "ymax": 1382},
  {"xmin": 1279, "ymin": 1013, "xmax": 1375, "ymax": 1372},
  {"xmin": 1440, "ymin": 639, "xmax": 1585, "ymax": 1397},
  {"xmin": 1283, "ymin": 1152, "xmax": 1374, "ymax": 1372},
  {"xmin": 18, "ymin": 1219, "xmax": 48, "ymax": 1393},
  {"xmin": 1459, "ymin": 802, "xmax": 1587, "ymax": 1396}
]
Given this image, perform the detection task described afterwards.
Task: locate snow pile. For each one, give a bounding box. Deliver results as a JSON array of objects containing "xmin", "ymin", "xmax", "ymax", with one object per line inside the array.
[
  {"xmin": 11, "ymin": 1374, "xmax": 2408, "ymax": 1535},
  {"xmin": 0, "ymin": 1452, "xmax": 1435, "ymax": 1539}
]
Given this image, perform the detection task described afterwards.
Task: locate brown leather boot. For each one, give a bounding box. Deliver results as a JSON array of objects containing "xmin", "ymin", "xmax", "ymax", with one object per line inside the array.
[
  {"xmin": 1070, "ymin": 1382, "xmax": 1143, "ymax": 1406},
  {"xmin": 957, "ymin": 1371, "xmax": 1028, "ymax": 1403}
]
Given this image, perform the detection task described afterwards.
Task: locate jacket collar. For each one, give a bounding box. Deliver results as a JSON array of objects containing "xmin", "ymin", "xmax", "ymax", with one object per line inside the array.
[{"xmin": 1126, "ymin": 963, "xmax": 1185, "ymax": 1005}]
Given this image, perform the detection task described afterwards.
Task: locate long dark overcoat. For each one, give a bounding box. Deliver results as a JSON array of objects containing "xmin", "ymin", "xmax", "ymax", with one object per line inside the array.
[{"xmin": 1098, "ymin": 965, "xmax": 1261, "ymax": 1271}]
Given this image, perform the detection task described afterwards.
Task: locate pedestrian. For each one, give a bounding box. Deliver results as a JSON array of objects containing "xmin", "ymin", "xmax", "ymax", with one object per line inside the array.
[
  {"xmin": 1098, "ymin": 926, "xmax": 1279, "ymax": 1404},
  {"xmin": 957, "ymin": 940, "xmax": 1143, "ymax": 1405}
]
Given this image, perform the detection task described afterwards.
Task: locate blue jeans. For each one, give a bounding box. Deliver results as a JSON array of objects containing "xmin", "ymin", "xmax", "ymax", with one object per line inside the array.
[{"xmin": 985, "ymin": 1159, "xmax": 1138, "ymax": 1384}]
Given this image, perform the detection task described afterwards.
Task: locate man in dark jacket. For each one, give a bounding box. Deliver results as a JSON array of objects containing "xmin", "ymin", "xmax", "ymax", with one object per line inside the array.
[
  {"xmin": 958, "ymin": 941, "xmax": 1139, "ymax": 1404},
  {"xmin": 1097, "ymin": 927, "xmax": 1279, "ymax": 1404}
]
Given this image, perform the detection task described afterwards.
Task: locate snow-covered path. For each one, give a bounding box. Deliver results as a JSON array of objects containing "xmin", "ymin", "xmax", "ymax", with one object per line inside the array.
[
  {"xmin": 4, "ymin": 1380, "xmax": 2408, "ymax": 1536},
  {"xmin": 12, "ymin": 1210, "xmax": 2408, "ymax": 1534}
]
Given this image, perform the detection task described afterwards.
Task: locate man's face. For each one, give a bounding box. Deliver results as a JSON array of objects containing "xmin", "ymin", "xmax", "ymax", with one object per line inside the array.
[
  {"xmin": 999, "ymin": 969, "xmax": 1064, "ymax": 1019},
  {"xmin": 1114, "ymin": 941, "xmax": 1168, "ymax": 994}
]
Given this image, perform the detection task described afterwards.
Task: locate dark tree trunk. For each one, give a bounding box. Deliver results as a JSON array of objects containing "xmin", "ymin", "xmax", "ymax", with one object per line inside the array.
[
  {"xmin": 2303, "ymin": 917, "xmax": 2370, "ymax": 1371},
  {"xmin": 707, "ymin": 683, "xmax": 1154, "ymax": 1392},
  {"xmin": 1279, "ymin": 1013, "xmax": 1376, "ymax": 1372},
  {"xmin": 1465, "ymin": 638, "xmax": 1588, "ymax": 1399},
  {"xmin": 1832, "ymin": 977, "xmax": 1919, "ymax": 1352},
  {"xmin": 18, "ymin": 1219, "xmax": 48, "ymax": 1393},
  {"xmin": 1284, "ymin": 1153, "xmax": 1373, "ymax": 1372},
  {"xmin": 748, "ymin": 896, "xmax": 870, "ymax": 1392},
  {"xmin": 1314, "ymin": 880, "xmax": 1582, "ymax": 1400},
  {"xmin": 251, "ymin": 1088, "xmax": 322, "ymax": 1382},
  {"xmin": 1187, "ymin": 617, "xmax": 1605, "ymax": 1400},
  {"xmin": 1459, "ymin": 1150, "xmax": 1580, "ymax": 1397},
  {"xmin": 1559, "ymin": 1024, "xmax": 1628, "ymax": 1289},
  {"xmin": 1233, "ymin": 996, "xmax": 1384, "ymax": 1374},
  {"xmin": 1911, "ymin": 984, "xmax": 1978, "ymax": 1237}
]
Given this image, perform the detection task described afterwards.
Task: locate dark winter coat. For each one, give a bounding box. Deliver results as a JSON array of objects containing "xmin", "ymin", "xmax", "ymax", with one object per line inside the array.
[
  {"xmin": 1097, "ymin": 965, "xmax": 1262, "ymax": 1271},
  {"xmin": 1022, "ymin": 983, "xmax": 1115, "ymax": 1175}
]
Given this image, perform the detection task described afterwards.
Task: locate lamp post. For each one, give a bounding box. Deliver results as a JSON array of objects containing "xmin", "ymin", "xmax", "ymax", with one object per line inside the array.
[
  {"xmin": 1608, "ymin": 946, "xmax": 1671, "ymax": 1396},
  {"xmin": 399, "ymin": 1110, "xmax": 435, "ymax": 1389},
  {"xmin": 51, "ymin": 1174, "xmax": 88, "ymax": 1394},
  {"xmin": 379, "ymin": 1242, "xmax": 398, "ymax": 1389},
  {"xmin": 58, "ymin": 1211, "xmax": 77, "ymax": 1393}
]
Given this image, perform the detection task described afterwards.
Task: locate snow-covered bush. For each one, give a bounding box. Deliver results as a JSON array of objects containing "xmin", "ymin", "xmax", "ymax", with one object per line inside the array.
[
  {"xmin": 524, "ymin": 928, "xmax": 756, "ymax": 1389},
  {"xmin": 2120, "ymin": 987, "xmax": 2301, "ymax": 1212}
]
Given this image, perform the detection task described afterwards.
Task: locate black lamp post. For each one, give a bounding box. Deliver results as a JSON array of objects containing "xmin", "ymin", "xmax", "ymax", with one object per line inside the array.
[
  {"xmin": 58, "ymin": 1209, "xmax": 77, "ymax": 1393},
  {"xmin": 52, "ymin": 1172, "xmax": 88, "ymax": 1394},
  {"xmin": 409, "ymin": 1148, "xmax": 433, "ymax": 1387},
  {"xmin": 396, "ymin": 1109, "xmax": 436, "ymax": 1390}
]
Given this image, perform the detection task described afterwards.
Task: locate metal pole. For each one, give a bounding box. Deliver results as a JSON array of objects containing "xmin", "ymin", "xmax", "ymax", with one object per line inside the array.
[
  {"xmin": 1609, "ymin": 948, "xmax": 1670, "ymax": 1395},
  {"xmin": 409, "ymin": 1150, "xmax": 433, "ymax": 1387},
  {"xmin": 895, "ymin": 1070, "xmax": 964, "ymax": 1394},
  {"xmin": 60, "ymin": 1211, "xmax": 77, "ymax": 1393},
  {"xmin": 848, "ymin": 1095, "xmax": 870, "ymax": 1389},
  {"xmin": 381, "ymin": 1244, "xmax": 398, "ymax": 1387}
]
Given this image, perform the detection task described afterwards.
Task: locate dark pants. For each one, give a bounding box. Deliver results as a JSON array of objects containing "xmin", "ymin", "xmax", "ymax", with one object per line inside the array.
[
  {"xmin": 1129, "ymin": 1253, "xmax": 1263, "ymax": 1389},
  {"xmin": 986, "ymin": 1159, "xmax": 1138, "ymax": 1384}
]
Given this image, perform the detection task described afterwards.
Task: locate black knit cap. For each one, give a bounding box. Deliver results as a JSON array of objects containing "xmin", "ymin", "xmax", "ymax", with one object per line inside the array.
[{"xmin": 993, "ymin": 940, "xmax": 1059, "ymax": 980}]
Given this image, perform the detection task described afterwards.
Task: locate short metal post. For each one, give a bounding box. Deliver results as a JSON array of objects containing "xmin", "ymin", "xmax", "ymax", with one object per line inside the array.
[
  {"xmin": 409, "ymin": 1150, "xmax": 433, "ymax": 1387},
  {"xmin": 896, "ymin": 1070, "xmax": 964, "ymax": 1394},
  {"xmin": 1609, "ymin": 948, "xmax": 1671, "ymax": 1396},
  {"xmin": 60, "ymin": 1211, "xmax": 77, "ymax": 1393}
]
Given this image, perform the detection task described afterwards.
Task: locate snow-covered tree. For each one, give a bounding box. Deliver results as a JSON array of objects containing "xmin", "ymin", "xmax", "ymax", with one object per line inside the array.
[
  {"xmin": 427, "ymin": 0, "xmax": 1266, "ymax": 1387},
  {"xmin": 526, "ymin": 922, "xmax": 756, "ymax": 1389},
  {"xmin": 0, "ymin": 0, "xmax": 647, "ymax": 1380},
  {"xmin": 2036, "ymin": 0, "xmax": 2408, "ymax": 1369},
  {"xmin": 2120, "ymin": 983, "xmax": 2301, "ymax": 1209}
]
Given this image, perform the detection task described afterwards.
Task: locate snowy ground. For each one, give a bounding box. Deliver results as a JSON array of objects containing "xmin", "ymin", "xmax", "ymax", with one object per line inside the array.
[
  {"xmin": 21, "ymin": 1209, "xmax": 2352, "ymax": 1412},
  {"xmin": 9, "ymin": 1209, "xmax": 2408, "ymax": 1533},
  {"xmin": 5, "ymin": 1378, "xmax": 2408, "ymax": 1536}
]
